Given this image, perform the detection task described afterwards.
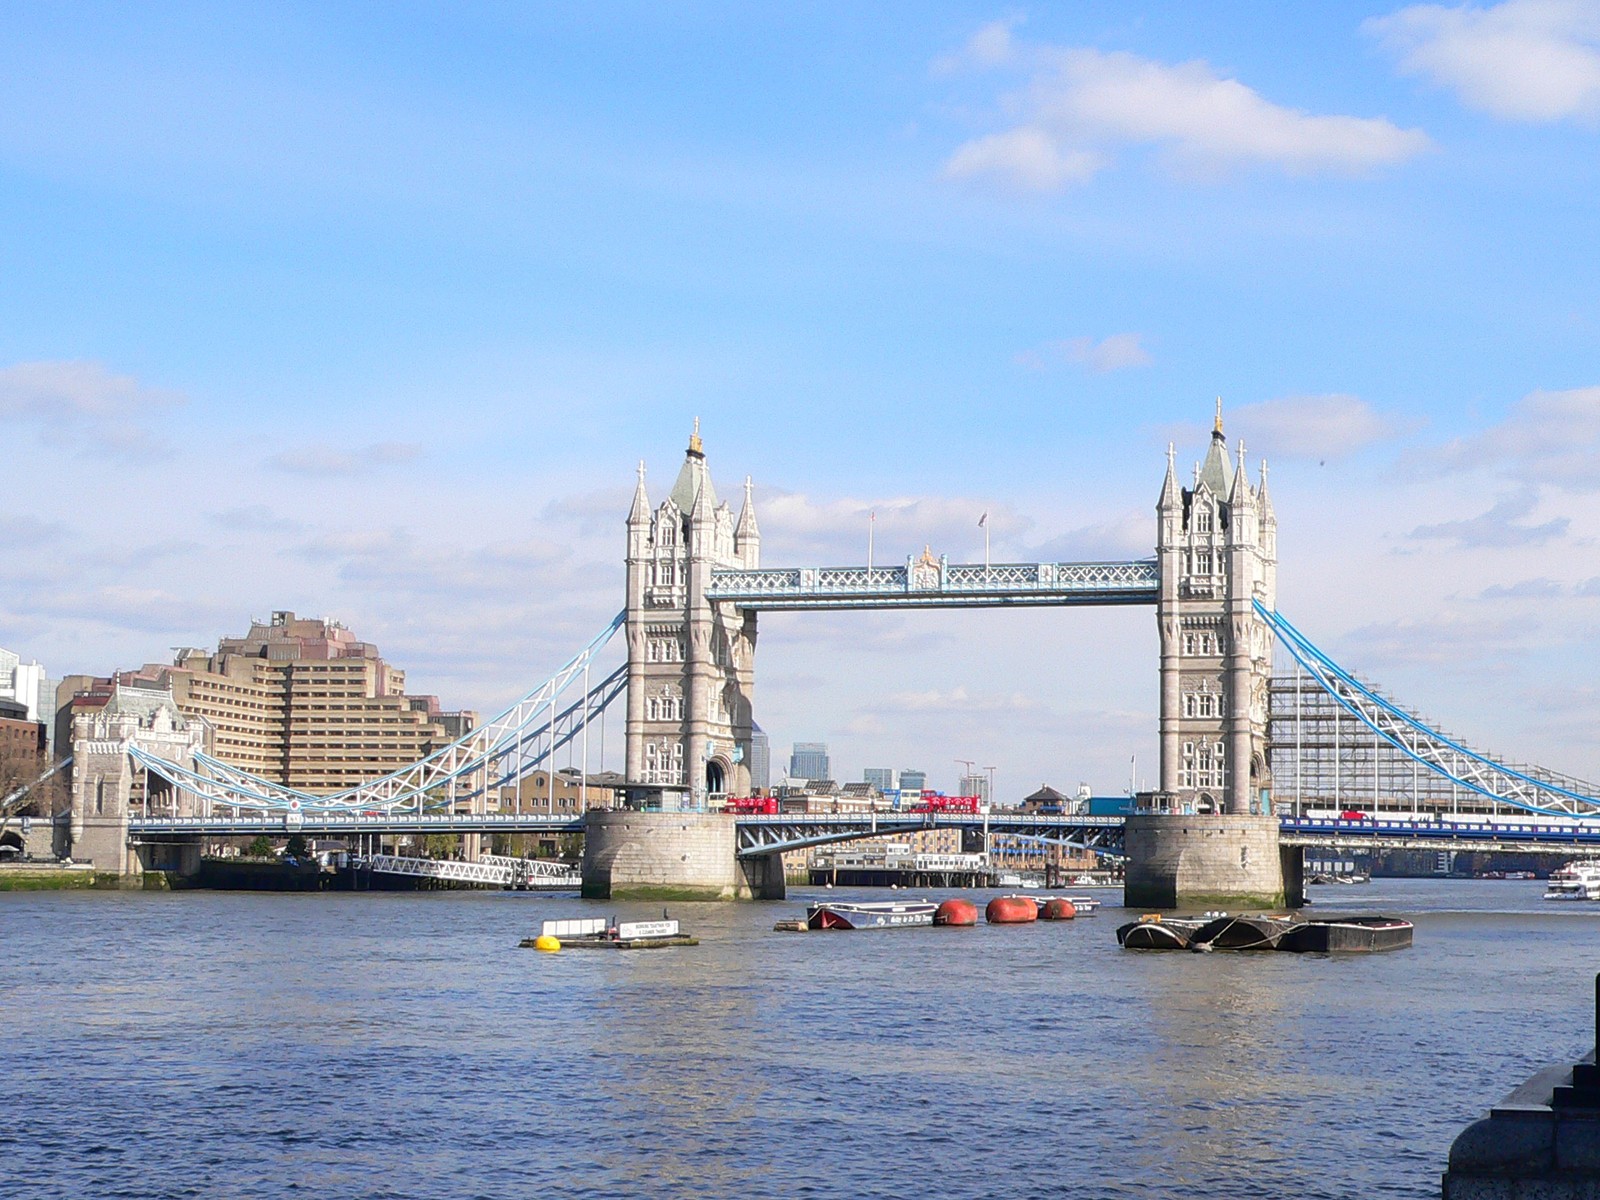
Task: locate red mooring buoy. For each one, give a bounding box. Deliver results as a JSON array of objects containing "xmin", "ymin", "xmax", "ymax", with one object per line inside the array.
[
  {"xmin": 1041, "ymin": 898, "xmax": 1078, "ymax": 920},
  {"xmin": 934, "ymin": 898, "xmax": 979, "ymax": 926},
  {"xmin": 985, "ymin": 896, "xmax": 1038, "ymax": 924}
]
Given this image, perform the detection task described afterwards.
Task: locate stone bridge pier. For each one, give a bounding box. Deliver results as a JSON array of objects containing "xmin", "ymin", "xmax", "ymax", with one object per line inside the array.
[{"xmin": 580, "ymin": 810, "xmax": 784, "ymax": 901}]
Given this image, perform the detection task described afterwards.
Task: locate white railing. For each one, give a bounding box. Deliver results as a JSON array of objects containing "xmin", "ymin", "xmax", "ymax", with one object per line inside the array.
[{"xmin": 363, "ymin": 854, "xmax": 581, "ymax": 888}]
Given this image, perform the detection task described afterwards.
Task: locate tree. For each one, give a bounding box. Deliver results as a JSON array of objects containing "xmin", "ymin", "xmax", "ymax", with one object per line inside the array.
[
  {"xmin": 284, "ymin": 833, "xmax": 311, "ymax": 860},
  {"xmin": 0, "ymin": 741, "xmax": 67, "ymax": 842},
  {"xmin": 245, "ymin": 834, "xmax": 275, "ymax": 858}
]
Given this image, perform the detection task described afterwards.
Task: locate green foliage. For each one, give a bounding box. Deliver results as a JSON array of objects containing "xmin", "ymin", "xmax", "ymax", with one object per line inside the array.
[
  {"xmin": 284, "ymin": 833, "xmax": 311, "ymax": 859},
  {"xmin": 421, "ymin": 834, "xmax": 456, "ymax": 858},
  {"xmin": 245, "ymin": 834, "xmax": 275, "ymax": 858}
]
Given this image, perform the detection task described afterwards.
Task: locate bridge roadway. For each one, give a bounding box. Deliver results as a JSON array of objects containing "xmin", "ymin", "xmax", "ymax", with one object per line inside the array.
[{"xmin": 129, "ymin": 812, "xmax": 1600, "ymax": 858}]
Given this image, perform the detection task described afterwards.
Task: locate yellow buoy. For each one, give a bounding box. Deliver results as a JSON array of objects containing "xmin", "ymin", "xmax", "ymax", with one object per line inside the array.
[{"xmin": 534, "ymin": 935, "xmax": 561, "ymax": 953}]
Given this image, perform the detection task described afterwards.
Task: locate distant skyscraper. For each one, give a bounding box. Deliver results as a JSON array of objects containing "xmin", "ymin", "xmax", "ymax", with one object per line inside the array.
[
  {"xmin": 749, "ymin": 723, "xmax": 770, "ymax": 790},
  {"xmin": 899, "ymin": 768, "xmax": 926, "ymax": 791},
  {"xmin": 959, "ymin": 773, "xmax": 990, "ymax": 804},
  {"xmin": 789, "ymin": 741, "xmax": 830, "ymax": 781},
  {"xmin": 863, "ymin": 767, "xmax": 894, "ymax": 792}
]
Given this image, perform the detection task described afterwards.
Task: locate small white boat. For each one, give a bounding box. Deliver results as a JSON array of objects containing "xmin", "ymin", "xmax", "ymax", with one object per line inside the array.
[{"xmin": 805, "ymin": 899, "xmax": 938, "ymax": 930}]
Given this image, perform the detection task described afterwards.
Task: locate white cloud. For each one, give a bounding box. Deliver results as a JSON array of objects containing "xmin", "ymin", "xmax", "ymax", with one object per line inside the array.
[
  {"xmin": 1431, "ymin": 385, "xmax": 1600, "ymax": 488},
  {"xmin": 1366, "ymin": 0, "xmax": 1600, "ymax": 122},
  {"xmin": 755, "ymin": 488, "xmax": 1032, "ymax": 565},
  {"xmin": 1017, "ymin": 333, "xmax": 1152, "ymax": 373},
  {"xmin": 941, "ymin": 41, "xmax": 1429, "ymax": 190},
  {"xmin": 945, "ymin": 128, "xmax": 1106, "ymax": 190},
  {"xmin": 0, "ymin": 360, "xmax": 184, "ymax": 456},
  {"xmin": 933, "ymin": 18, "xmax": 1025, "ymax": 74},
  {"xmin": 1409, "ymin": 487, "xmax": 1570, "ymax": 547},
  {"xmin": 1230, "ymin": 394, "xmax": 1403, "ymax": 461},
  {"xmin": 268, "ymin": 441, "xmax": 424, "ymax": 476}
]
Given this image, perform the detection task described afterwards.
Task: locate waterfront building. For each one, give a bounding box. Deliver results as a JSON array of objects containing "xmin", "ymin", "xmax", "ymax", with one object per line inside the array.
[
  {"xmin": 500, "ymin": 769, "xmax": 617, "ymax": 816},
  {"xmin": 749, "ymin": 723, "xmax": 770, "ymax": 790},
  {"xmin": 899, "ymin": 768, "xmax": 927, "ymax": 791},
  {"xmin": 863, "ymin": 767, "xmax": 894, "ymax": 791},
  {"xmin": 71, "ymin": 611, "xmax": 476, "ymax": 795},
  {"xmin": 789, "ymin": 742, "xmax": 830, "ymax": 782},
  {"xmin": 0, "ymin": 647, "xmax": 56, "ymax": 752},
  {"xmin": 0, "ymin": 698, "xmax": 47, "ymax": 767}
]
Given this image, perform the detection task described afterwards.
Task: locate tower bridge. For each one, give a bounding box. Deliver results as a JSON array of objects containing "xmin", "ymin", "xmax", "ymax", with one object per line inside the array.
[{"xmin": 51, "ymin": 403, "xmax": 1600, "ymax": 904}]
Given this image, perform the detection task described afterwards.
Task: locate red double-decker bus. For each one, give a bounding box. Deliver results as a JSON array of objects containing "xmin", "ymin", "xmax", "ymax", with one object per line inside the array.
[
  {"xmin": 724, "ymin": 797, "xmax": 779, "ymax": 815},
  {"xmin": 909, "ymin": 795, "xmax": 981, "ymax": 814}
]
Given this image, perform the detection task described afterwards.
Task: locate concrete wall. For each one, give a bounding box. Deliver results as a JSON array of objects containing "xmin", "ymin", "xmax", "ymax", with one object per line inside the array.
[
  {"xmin": 583, "ymin": 810, "xmax": 764, "ymax": 900},
  {"xmin": 1123, "ymin": 813, "xmax": 1287, "ymax": 909}
]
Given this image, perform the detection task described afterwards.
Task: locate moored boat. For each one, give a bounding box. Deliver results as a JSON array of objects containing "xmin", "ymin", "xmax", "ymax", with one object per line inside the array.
[
  {"xmin": 806, "ymin": 899, "xmax": 938, "ymax": 930},
  {"xmin": 1190, "ymin": 913, "xmax": 1302, "ymax": 951},
  {"xmin": 1117, "ymin": 915, "xmax": 1208, "ymax": 950},
  {"xmin": 1276, "ymin": 915, "xmax": 1413, "ymax": 953}
]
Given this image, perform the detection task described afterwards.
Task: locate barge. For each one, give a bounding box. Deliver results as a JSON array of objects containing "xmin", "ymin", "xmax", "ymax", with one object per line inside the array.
[{"xmin": 1276, "ymin": 915, "xmax": 1413, "ymax": 953}]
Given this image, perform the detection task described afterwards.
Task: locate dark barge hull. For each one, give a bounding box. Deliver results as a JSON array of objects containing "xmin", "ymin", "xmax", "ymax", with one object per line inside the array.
[
  {"xmin": 1276, "ymin": 917, "xmax": 1413, "ymax": 953},
  {"xmin": 1117, "ymin": 919, "xmax": 1206, "ymax": 950},
  {"xmin": 1190, "ymin": 915, "xmax": 1302, "ymax": 951}
]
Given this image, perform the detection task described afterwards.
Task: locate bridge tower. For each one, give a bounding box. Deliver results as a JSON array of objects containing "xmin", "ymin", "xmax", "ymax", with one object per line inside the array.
[
  {"xmin": 69, "ymin": 685, "xmax": 207, "ymax": 875},
  {"xmin": 1130, "ymin": 403, "xmax": 1288, "ymax": 908},
  {"xmin": 1155, "ymin": 401, "xmax": 1277, "ymax": 815},
  {"xmin": 589, "ymin": 424, "xmax": 778, "ymax": 899},
  {"xmin": 623, "ymin": 422, "xmax": 760, "ymax": 807}
]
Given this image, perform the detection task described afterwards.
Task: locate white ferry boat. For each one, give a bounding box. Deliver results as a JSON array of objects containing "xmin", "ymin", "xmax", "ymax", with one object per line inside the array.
[{"xmin": 1543, "ymin": 861, "xmax": 1600, "ymax": 901}]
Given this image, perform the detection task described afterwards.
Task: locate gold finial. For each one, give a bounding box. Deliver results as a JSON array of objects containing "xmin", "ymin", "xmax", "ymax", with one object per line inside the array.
[
  {"xmin": 1214, "ymin": 396, "xmax": 1224, "ymax": 434},
  {"xmin": 688, "ymin": 416, "xmax": 703, "ymax": 455}
]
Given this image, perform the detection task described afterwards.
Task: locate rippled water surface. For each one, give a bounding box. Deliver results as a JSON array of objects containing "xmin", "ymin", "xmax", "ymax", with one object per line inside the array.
[{"xmin": 5, "ymin": 878, "xmax": 1597, "ymax": 1198}]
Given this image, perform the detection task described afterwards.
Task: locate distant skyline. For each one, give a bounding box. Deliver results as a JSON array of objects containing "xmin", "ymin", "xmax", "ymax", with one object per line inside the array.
[{"xmin": 4, "ymin": 2, "xmax": 1600, "ymax": 801}]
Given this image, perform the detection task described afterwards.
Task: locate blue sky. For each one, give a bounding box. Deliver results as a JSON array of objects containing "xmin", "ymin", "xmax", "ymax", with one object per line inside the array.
[{"xmin": 3, "ymin": 1, "xmax": 1599, "ymax": 797}]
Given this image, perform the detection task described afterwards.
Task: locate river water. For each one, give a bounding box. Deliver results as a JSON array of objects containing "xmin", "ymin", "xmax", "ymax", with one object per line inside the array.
[{"xmin": 4, "ymin": 878, "xmax": 1596, "ymax": 1199}]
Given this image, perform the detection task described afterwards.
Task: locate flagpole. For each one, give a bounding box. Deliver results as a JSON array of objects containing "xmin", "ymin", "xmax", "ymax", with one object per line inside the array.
[{"xmin": 868, "ymin": 511, "xmax": 875, "ymax": 573}]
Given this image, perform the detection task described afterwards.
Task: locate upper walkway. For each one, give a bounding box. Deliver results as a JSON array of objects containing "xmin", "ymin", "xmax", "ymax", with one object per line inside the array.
[{"xmin": 706, "ymin": 559, "xmax": 1159, "ymax": 610}]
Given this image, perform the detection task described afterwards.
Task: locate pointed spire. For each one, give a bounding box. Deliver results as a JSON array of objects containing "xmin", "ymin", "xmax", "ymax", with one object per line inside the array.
[
  {"xmin": 1258, "ymin": 459, "xmax": 1275, "ymax": 519},
  {"xmin": 1159, "ymin": 441, "xmax": 1180, "ymax": 506},
  {"xmin": 1197, "ymin": 398, "xmax": 1233, "ymax": 497},
  {"xmin": 628, "ymin": 459, "xmax": 650, "ymax": 524},
  {"xmin": 735, "ymin": 474, "xmax": 760, "ymax": 547},
  {"xmin": 688, "ymin": 415, "xmax": 703, "ymax": 458}
]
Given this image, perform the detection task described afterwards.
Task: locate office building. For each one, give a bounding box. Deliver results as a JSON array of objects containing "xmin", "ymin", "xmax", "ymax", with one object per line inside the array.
[
  {"xmin": 749, "ymin": 724, "xmax": 770, "ymax": 790},
  {"xmin": 899, "ymin": 768, "xmax": 927, "ymax": 791},
  {"xmin": 789, "ymin": 741, "xmax": 830, "ymax": 782},
  {"xmin": 74, "ymin": 611, "xmax": 476, "ymax": 794},
  {"xmin": 863, "ymin": 767, "xmax": 894, "ymax": 792},
  {"xmin": 959, "ymin": 773, "xmax": 990, "ymax": 804}
]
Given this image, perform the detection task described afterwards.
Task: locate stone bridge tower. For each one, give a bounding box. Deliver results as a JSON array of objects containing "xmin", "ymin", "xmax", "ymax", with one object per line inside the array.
[
  {"xmin": 1130, "ymin": 403, "xmax": 1286, "ymax": 909},
  {"xmin": 1156, "ymin": 402, "xmax": 1277, "ymax": 815},
  {"xmin": 624, "ymin": 423, "xmax": 760, "ymax": 806},
  {"xmin": 69, "ymin": 685, "xmax": 208, "ymax": 874}
]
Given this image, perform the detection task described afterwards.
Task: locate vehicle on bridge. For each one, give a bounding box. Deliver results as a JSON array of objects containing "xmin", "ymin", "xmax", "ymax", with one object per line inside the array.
[
  {"xmin": 909, "ymin": 795, "xmax": 981, "ymax": 815},
  {"xmin": 724, "ymin": 797, "xmax": 779, "ymax": 815}
]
